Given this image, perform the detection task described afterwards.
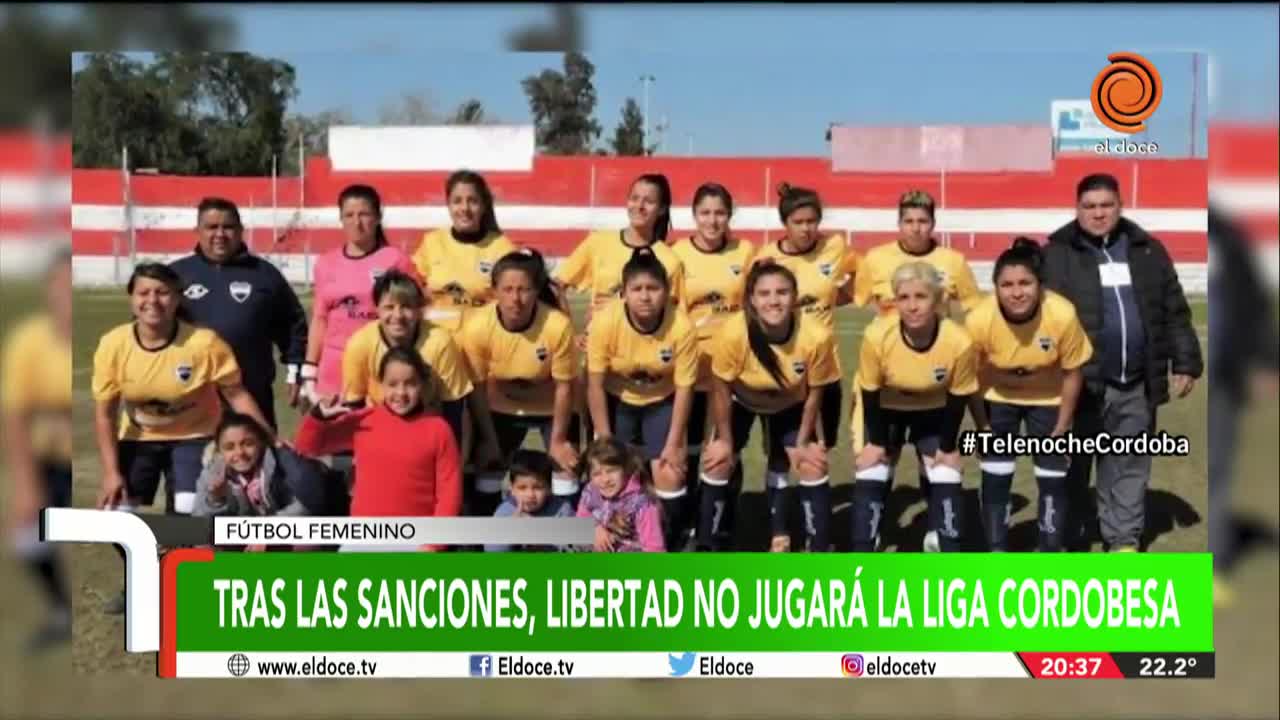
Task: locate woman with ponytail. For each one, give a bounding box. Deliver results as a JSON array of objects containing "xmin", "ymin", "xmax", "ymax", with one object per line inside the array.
[
  {"xmin": 411, "ymin": 170, "xmax": 519, "ymax": 334},
  {"xmin": 670, "ymin": 184, "xmax": 757, "ymax": 525},
  {"xmin": 586, "ymin": 248, "xmax": 698, "ymax": 551},
  {"xmin": 700, "ymin": 261, "xmax": 840, "ymax": 552},
  {"xmin": 300, "ymin": 184, "xmax": 419, "ymax": 408},
  {"xmin": 751, "ymin": 183, "xmax": 860, "ymax": 457},
  {"xmin": 964, "ymin": 238, "xmax": 1092, "ymax": 552},
  {"xmin": 555, "ymin": 173, "xmax": 686, "ymax": 319},
  {"xmin": 457, "ymin": 248, "xmax": 583, "ymax": 513},
  {"xmin": 554, "ymin": 173, "xmax": 687, "ymax": 448}
]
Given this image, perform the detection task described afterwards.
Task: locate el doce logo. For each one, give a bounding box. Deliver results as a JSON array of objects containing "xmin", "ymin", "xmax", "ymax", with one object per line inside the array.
[{"xmin": 1091, "ymin": 52, "xmax": 1163, "ymax": 134}]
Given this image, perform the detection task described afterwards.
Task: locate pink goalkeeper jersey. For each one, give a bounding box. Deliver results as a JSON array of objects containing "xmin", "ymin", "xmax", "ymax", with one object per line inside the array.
[{"xmin": 312, "ymin": 244, "xmax": 418, "ymax": 395}]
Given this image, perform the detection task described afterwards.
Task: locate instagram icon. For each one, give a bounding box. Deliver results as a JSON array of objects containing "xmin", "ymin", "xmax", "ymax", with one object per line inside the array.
[{"xmin": 841, "ymin": 654, "xmax": 865, "ymax": 677}]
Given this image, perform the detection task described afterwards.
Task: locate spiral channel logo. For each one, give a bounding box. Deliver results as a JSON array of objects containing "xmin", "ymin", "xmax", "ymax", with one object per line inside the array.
[
  {"xmin": 1091, "ymin": 52, "xmax": 1162, "ymax": 134},
  {"xmin": 841, "ymin": 653, "xmax": 865, "ymax": 677}
]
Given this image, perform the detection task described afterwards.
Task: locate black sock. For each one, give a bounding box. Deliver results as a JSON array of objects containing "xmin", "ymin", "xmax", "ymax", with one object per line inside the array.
[
  {"xmin": 921, "ymin": 470, "xmax": 937, "ymax": 531},
  {"xmin": 659, "ymin": 491, "xmax": 690, "ymax": 552},
  {"xmin": 697, "ymin": 480, "xmax": 730, "ymax": 550},
  {"xmin": 797, "ymin": 483, "xmax": 832, "ymax": 552},
  {"xmin": 851, "ymin": 480, "xmax": 889, "ymax": 551},
  {"xmin": 931, "ymin": 482, "xmax": 965, "ymax": 552},
  {"xmin": 1037, "ymin": 476, "xmax": 1068, "ymax": 552},
  {"xmin": 26, "ymin": 554, "xmax": 70, "ymax": 611},
  {"xmin": 981, "ymin": 470, "xmax": 1013, "ymax": 551}
]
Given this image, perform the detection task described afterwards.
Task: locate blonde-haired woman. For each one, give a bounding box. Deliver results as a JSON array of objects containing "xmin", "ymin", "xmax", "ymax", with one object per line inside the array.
[{"xmin": 850, "ymin": 261, "xmax": 979, "ymax": 552}]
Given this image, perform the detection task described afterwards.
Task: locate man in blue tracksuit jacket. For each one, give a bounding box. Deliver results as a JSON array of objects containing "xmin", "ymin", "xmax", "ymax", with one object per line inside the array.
[{"xmin": 170, "ymin": 197, "xmax": 309, "ymax": 431}]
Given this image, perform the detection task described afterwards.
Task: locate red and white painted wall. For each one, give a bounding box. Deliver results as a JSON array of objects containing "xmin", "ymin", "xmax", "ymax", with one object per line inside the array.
[{"xmin": 2, "ymin": 127, "xmax": 1276, "ymax": 291}]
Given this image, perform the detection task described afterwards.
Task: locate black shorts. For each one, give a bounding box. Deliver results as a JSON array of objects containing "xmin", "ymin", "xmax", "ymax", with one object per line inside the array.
[
  {"xmin": 607, "ymin": 394, "xmax": 675, "ymax": 461},
  {"xmin": 491, "ymin": 411, "xmax": 581, "ymax": 463},
  {"xmin": 854, "ymin": 405, "xmax": 946, "ymax": 457},
  {"xmin": 982, "ymin": 401, "xmax": 1068, "ymax": 476},
  {"xmin": 731, "ymin": 400, "xmax": 804, "ymax": 473},
  {"xmin": 441, "ymin": 398, "xmax": 465, "ymax": 447},
  {"xmin": 117, "ymin": 438, "xmax": 208, "ymax": 507}
]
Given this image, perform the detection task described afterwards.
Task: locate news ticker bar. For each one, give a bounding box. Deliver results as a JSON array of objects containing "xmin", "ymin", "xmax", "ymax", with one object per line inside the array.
[{"xmin": 173, "ymin": 652, "xmax": 1215, "ymax": 680}]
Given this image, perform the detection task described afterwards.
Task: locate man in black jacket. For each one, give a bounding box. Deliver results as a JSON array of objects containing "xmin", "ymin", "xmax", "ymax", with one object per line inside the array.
[
  {"xmin": 170, "ymin": 197, "xmax": 309, "ymax": 431},
  {"xmin": 1041, "ymin": 173, "xmax": 1203, "ymax": 552}
]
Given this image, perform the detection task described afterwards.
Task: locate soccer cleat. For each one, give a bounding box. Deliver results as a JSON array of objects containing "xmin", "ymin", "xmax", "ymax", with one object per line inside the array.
[
  {"xmin": 923, "ymin": 530, "xmax": 940, "ymax": 553},
  {"xmin": 1111, "ymin": 545, "xmax": 1139, "ymax": 553}
]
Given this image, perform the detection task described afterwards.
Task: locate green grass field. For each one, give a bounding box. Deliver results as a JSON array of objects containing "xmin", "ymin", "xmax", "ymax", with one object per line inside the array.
[{"xmin": 3, "ymin": 285, "xmax": 1278, "ymax": 719}]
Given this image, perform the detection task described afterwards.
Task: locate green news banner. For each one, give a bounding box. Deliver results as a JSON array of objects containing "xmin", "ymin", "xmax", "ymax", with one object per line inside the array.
[{"xmin": 177, "ymin": 554, "xmax": 1213, "ymax": 652}]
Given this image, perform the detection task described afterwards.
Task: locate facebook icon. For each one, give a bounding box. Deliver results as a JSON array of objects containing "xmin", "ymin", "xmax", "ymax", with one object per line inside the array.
[{"xmin": 469, "ymin": 654, "xmax": 493, "ymax": 677}]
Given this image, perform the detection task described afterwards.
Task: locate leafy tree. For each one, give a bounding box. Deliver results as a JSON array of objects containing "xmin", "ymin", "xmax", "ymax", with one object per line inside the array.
[
  {"xmin": 282, "ymin": 107, "xmax": 355, "ymax": 175},
  {"xmin": 71, "ymin": 50, "xmax": 297, "ymax": 175},
  {"xmin": 450, "ymin": 99, "xmax": 486, "ymax": 125},
  {"xmin": 521, "ymin": 51, "xmax": 601, "ymax": 155},
  {"xmin": 609, "ymin": 97, "xmax": 653, "ymax": 156}
]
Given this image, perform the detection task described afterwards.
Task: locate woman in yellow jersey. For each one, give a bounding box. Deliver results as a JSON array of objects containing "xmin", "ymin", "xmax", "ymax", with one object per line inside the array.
[
  {"xmin": 853, "ymin": 189, "xmax": 982, "ymax": 316},
  {"xmin": 851, "ymin": 262, "xmax": 980, "ymax": 553},
  {"xmin": 670, "ymin": 183, "xmax": 756, "ymax": 488},
  {"xmin": 964, "ymin": 238, "xmax": 1092, "ymax": 552},
  {"xmin": 412, "ymin": 170, "xmax": 520, "ymax": 332},
  {"xmin": 337, "ymin": 269, "xmax": 478, "ymax": 451},
  {"xmin": 587, "ymin": 248, "xmax": 699, "ymax": 551},
  {"xmin": 751, "ymin": 183, "xmax": 859, "ymax": 453},
  {"xmin": 554, "ymin": 172, "xmax": 686, "ymax": 443},
  {"xmin": 555, "ymin": 172, "xmax": 686, "ymax": 317},
  {"xmin": 457, "ymin": 249, "xmax": 582, "ymax": 511},
  {"xmin": 93, "ymin": 263, "xmax": 274, "ymax": 517},
  {"xmin": 701, "ymin": 262, "xmax": 840, "ymax": 553},
  {"xmin": 3, "ymin": 248, "xmax": 73, "ymax": 652},
  {"xmin": 851, "ymin": 189, "xmax": 982, "ymax": 550}
]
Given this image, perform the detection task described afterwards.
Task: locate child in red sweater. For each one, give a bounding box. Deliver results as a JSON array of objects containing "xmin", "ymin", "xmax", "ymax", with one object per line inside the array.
[{"xmin": 296, "ymin": 347, "xmax": 462, "ymax": 543}]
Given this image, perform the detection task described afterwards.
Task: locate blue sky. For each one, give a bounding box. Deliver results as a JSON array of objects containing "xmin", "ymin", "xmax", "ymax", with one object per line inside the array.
[{"xmin": 79, "ymin": 4, "xmax": 1279, "ymax": 157}]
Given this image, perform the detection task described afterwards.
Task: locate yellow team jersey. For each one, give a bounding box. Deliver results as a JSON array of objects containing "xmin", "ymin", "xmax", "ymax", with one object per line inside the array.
[
  {"xmin": 411, "ymin": 228, "xmax": 519, "ymax": 332},
  {"xmin": 710, "ymin": 311, "xmax": 841, "ymax": 415},
  {"xmin": 964, "ymin": 291, "xmax": 1093, "ymax": 406},
  {"xmin": 857, "ymin": 315, "xmax": 980, "ymax": 411},
  {"xmin": 751, "ymin": 233, "xmax": 860, "ymax": 331},
  {"xmin": 91, "ymin": 321, "xmax": 241, "ymax": 442},
  {"xmin": 853, "ymin": 241, "xmax": 982, "ymax": 316},
  {"xmin": 457, "ymin": 302, "xmax": 578, "ymax": 416},
  {"xmin": 554, "ymin": 230, "xmax": 686, "ymax": 313},
  {"xmin": 587, "ymin": 298, "xmax": 698, "ymax": 407},
  {"xmin": 341, "ymin": 319, "xmax": 474, "ymax": 406},
  {"xmin": 2, "ymin": 314, "xmax": 72, "ymax": 462},
  {"xmin": 670, "ymin": 235, "xmax": 757, "ymax": 389}
]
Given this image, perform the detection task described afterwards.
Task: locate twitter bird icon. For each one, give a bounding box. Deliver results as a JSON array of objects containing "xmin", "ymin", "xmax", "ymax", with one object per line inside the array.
[{"xmin": 668, "ymin": 652, "xmax": 696, "ymax": 677}]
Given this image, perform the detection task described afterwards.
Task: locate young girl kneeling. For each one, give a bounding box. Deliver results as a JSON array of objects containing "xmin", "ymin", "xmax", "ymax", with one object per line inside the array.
[
  {"xmin": 194, "ymin": 413, "xmax": 348, "ymax": 518},
  {"xmin": 576, "ymin": 437, "xmax": 665, "ymax": 553}
]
